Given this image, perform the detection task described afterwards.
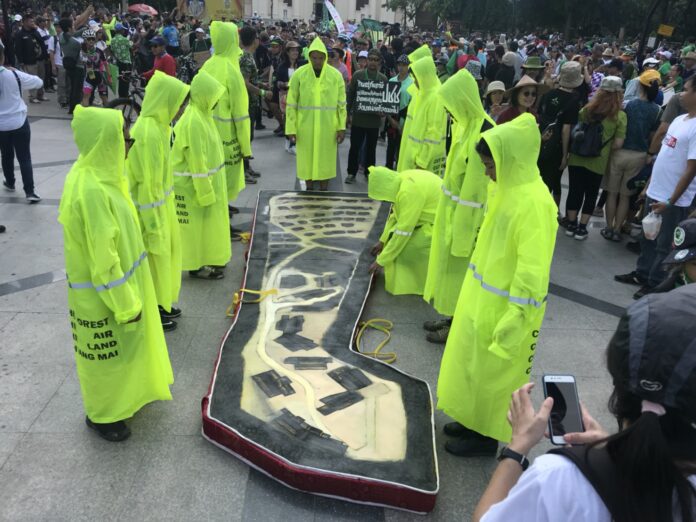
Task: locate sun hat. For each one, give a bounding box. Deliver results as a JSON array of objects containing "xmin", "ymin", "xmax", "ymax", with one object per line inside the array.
[
  {"xmin": 684, "ymin": 51, "xmax": 696, "ymax": 61},
  {"xmin": 465, "ymin": 60, "xmax": 483, "ymax": 79},
  {"xmin": 502, "ymin": 51, "xmax": 517, "ymax": 67},
  {"xmin": 602, "ymin": 47, "xmax": 614, "ymax": 57},
  {"xmin": 559, "ymin": 61, "xmax": 584, "ymax": 88},
  {"xmin": 485, "ymin": 80, "xmax": 506, "ymax": 97},
  {"xmin": 599, "ymin": 75, "xmax": 623, "ymax": 92},
  {"xmin": 285, "ymin": 40, "xmax": 300, "ymax": 49},
  {"xmin": 522, "ymin": 56, "xmax": 544, "ymax": 69},
  {"xmin": 638, "ymin": 69, "xmax": 661, "ymax": 86},
  {"xmin": 663, "ymin": 218, "xmax": 696, "ymax": 265},
  {"xmin": 505, "ymin": 74, "xmax": 549, "ymax": 98}
]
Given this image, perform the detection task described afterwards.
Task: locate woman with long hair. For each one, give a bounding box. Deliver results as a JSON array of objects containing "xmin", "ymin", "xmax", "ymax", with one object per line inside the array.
[
  {"xmin": 561, "ymin": 76, "xmax": 627, "ymax": 240},
  {"xmin": 496, "ymin": 75, "xmax": 546, "ymax": 125},
  {"xmin": 473, "ymin": 284, "xmax": 696, "ymax": 522},
  {"xmin": 601, "ymin": 70, "xmax": 661, "ymax": 241},
  {"xmin": 275, "ymin": 40, "xmax": 305, "ymax": 154}
]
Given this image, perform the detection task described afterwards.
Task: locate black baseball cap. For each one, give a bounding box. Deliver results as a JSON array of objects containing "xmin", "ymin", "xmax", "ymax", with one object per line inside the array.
[
  {"xmin": 149, "ymin": 36, "xmax": 166, "ymax": 46},
  {"xmin": 663, "ymin": 218, "xmax": 696, "ymax": 265}
]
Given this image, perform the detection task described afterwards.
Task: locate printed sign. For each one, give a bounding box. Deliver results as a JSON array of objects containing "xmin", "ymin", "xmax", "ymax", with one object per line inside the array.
[
  {"xmin": 355, "ymin": 80, "xmax": 400, "ymax": 115},
  {"xmin": 324, "ymin": 0, "xmax": 345, "ymax": 34},
  {"xmin": 657, "ymin": 24, "xmax": 674, "ymax": 37}
]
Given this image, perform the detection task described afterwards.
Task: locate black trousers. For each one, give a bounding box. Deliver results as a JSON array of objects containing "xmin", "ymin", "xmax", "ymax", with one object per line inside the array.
[
  {"xmin": 566, "ymin": 165, "xmax": 602, "ymax": 216},
  {"xmin": 347, "ymin": 125, "xmax": 378, "ymax": 175},
  {"xmin": 385, "ymin": 133, "xmax": 401, "ymax": 169},
  {"xmin": 0, "ymin": 119, "xmax": 34, "ymax": 195},
  {"xmin": 65, "ymin": 66, "xmax": 84, "ymax": 114},
  {"xmin": 116, "ymin": 61, "xmax": 132, "ymax": 98}
]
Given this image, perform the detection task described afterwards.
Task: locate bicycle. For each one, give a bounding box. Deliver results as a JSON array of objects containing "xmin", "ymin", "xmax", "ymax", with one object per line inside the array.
[
  {"xmin": 106, "ymin": 72, "xmax": 145, "ymax": 128},
  {"xmin": 176, "ymin": 53, "xmax": 197, "ymax": 85}
]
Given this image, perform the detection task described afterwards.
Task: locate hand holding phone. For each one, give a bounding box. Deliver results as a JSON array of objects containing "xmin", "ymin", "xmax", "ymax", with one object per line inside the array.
[{"xmin": 543, "ymin": 375, "xmax": 585, "ymax": 445}]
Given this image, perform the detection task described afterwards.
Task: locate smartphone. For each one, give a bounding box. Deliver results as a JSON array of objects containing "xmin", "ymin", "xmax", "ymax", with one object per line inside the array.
[{"xmin": 543, "ymin": 375, "xmax": 584, "ymax": 445}]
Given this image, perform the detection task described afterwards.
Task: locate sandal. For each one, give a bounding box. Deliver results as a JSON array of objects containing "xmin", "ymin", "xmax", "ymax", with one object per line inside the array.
[
  {"xmin": 600, "ymin": 227, "xmax": 614, "ymax": 240},
  {"xmin": 611, "ymin": 231, "xmax": 622, "ymax": 242},
  {"xmin": 189, "ymin": 266, "xmax": 224, "ymax": 280}
]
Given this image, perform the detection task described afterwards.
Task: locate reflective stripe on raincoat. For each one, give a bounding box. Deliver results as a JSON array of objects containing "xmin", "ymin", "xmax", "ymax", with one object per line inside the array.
[
  {"xmin": 59, "ymin": 106, "xmax": 173, "ymax": 423},
  {"xmin": 397, "ymin": 56, "xmax": 447, "ymax": 176},
  {"xmin": 369, "ymin": 167, "xmax": 441, "ymax": 296},
  {"xmin": 200, "ymin": 22, "xmax": 251, "ymax": 201},
  {"xmin": 437, "ymin": 113, "xmax": 558, "ymax": 442},
  {"xmin": 172, "ymin": 70, "xmax": 231, "ymax": 270},
  {"xmin": 423, "ymin": 69, "xmax": 495, "ymax": 316},
  {"xmin": 285, "ymin": 37, "xmax": 347, "ymax": 181},
  {"xmin": 127, "ymin": 71, "xmax": 190, "ymax": 311}
]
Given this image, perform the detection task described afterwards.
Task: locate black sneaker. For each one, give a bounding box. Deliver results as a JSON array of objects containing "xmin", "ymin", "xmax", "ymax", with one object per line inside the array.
[
  {"xmin": 614, "ymin": 270, "xmax": 646, "ymax": 286},
  {"xmin": 425, "ymin": 325, "xmax": 450, "ymax": 344},
  {"xmin": 85, "ymin": 416, "xmax": 131, "ymax": 442},
  {"xmin": 228, "ymin": 205, "xmax": 240, "ymax": 215},
  {"xmin": 255, "ymin": 123, "xmax": 266, "ymax": 130},
  {"xmin": 564, "ymin": 221, "xmax": 578, "ymax": 237},
  {"xmin": 443, "ymin": 422, "xmax": 479, "ymax": 438},
  {"xmin": 344, "ymin": 174, "xmax": 356, "ymax": 184},
  {"xmin": 159, "ymin": 305, "xmax": 182, "ymax": 319},
  {"xmin": 633, "ymin": 285, "xmax": 654, "ymax": 300},
  {"xmin": 161, "ymin": 318, "xmax": 178, "ymax": 332},
  {"xmin": 26, "ymin": 193, "xmax": 42, "ymax": 203},
  {"xmin": 3, "ymin": 180, "xmax": 15, "ymax": 192},
  {"xmin": 574, "ymin": 226, "xmax": 588, "ymax": 241},
  {"xmin": 423, "ymin": 318, "xmax": 451, "ymax": 331},
  {"xmin": 445, "ymin": 435, "xmax": 498, "ymax": 457},
  {"xmin": 0, "ymin": 224, "xmax": 6, "ymax": 233},
  {"xmin": 557, "ymin": 216, "xmax": 571, "ymax": 229}
]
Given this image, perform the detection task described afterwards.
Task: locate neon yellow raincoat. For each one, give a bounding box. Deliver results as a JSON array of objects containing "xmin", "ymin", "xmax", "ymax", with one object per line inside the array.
[
  {"xmin": 200, "ymin": 22, "xmax": 251, "ymax": 201},
  {"xmin": 423, "ymin": 70, "xmax": 495, "ymax": 316},
  {"xmin": 369, "ymin": 167, "xmax": 441, "ymax": 295},
  {"xmin": 285, "ymin": 37, "xmax": 347, "ymax": 181},
  {"xmin": 59, "ymin": 106, "xmax": 173, "ymax": 423},
  {"xmin": 127, "ymin": 71, "xmax": 190, "ymax": 312},
  {"xmin": 172, "ymin": 71, "xmax": 231, "ymax": 271},
  {"xmin": 397, "ymin": 56, "xmax": 447, "ymax": 175},
  {"xmin": 437, "ymin": 114, "xmax": 558, "ymax": 443}
]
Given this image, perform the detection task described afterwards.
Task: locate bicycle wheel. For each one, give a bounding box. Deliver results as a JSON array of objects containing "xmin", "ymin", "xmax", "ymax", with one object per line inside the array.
[{"xmin": 106, "ymin": 98, "xmax": 141, "ymax": 127}]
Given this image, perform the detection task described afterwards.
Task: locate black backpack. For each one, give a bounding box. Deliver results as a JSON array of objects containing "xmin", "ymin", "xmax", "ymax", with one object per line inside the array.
[{"xmin": 570, "ymin": 119, "xmax": 611, "ymax": 158}]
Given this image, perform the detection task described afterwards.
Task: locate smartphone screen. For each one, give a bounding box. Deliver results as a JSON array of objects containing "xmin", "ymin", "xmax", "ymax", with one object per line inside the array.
[{"xmin": 543, "ymin": 376, "xmax": 584, "ymax": 444}]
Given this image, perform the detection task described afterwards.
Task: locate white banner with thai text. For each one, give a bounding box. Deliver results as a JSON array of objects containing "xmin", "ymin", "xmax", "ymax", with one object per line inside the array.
[{"xmin": 324, "ymin": 0, "xmax": 345, "ymax": 33}]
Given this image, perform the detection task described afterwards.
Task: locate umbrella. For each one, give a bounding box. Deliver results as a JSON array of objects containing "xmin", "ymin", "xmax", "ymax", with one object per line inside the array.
[{"xmin": 128, "ymin": 4, "xmax": 158, "ymax": 16}]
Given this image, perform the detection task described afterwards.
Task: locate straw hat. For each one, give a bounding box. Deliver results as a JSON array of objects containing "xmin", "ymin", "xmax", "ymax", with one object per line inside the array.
[{"xmin": 505, "ymin": 74, "xmax": 549, "ymax": 98}]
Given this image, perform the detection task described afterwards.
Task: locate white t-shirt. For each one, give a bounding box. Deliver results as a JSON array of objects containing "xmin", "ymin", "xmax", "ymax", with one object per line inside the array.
[
  {"xmin": 481, "ymin": 454, "xmax": 696, "ymax": 522},
  {"xmin": 0, "ymin": 67, "xmax": 44, "ymax": 131},
  {"xmin": 46, "ymin": 35, "xmax": 62, "ymax": 67},
  {"xmin": 648, "ymin": 114, "xmax": 696, "ymax": 207}
]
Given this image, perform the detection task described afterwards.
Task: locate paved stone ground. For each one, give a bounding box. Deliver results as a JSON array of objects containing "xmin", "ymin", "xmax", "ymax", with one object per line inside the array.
[{"xmin": 0, "ymin": 95, "xmax": 639, "ymax": 521}]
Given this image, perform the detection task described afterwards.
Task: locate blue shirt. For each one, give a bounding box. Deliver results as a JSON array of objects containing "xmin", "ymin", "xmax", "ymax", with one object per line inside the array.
[
  {"xmin": 623, "ymin": 99, "xmax": 660, "ymax": 152},
  {"xmin": 162, "ymin": 25, "xmax": 179, "ymax": 48}
]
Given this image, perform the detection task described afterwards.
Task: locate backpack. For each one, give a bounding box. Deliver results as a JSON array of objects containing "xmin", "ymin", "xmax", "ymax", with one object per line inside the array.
[{"xmin": 570, "ymin": 118, "xmax": 610, "ymax": 158}]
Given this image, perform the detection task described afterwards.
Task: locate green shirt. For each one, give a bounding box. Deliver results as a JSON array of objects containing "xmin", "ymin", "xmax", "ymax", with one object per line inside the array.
[
  {"xmin": 568, "ymin": 108, "xmax": 627, "ymax": 175},
  {"xmin": 346, "ymin": 68, "xmax": 388, "ymax": 129},
  {"xmin": 240, "ymin": 50, "xmax": 259, "ymax": 109},
  {"xmin": 110, "ymin": 34, "xmax": 132, "ymax": 64}
]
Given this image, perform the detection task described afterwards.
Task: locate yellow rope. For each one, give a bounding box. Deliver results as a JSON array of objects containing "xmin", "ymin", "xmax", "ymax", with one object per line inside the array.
[
  {"xmin": 240, "ymin": 232, "xmax": 251, "ymax": 244},
  {"xmin": 225, "ymin": 288, "xmax": 279, "ymax": 317},
  {"xmin": 355, "ymin": 318, "xmax": 396, "ymax": 364}
]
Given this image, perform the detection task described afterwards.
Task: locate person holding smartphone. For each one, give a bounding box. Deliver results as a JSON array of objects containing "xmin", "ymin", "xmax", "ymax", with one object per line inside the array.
[{"xmin": 473, "ymin": 284, "xmax": 696, "ymax": 522}]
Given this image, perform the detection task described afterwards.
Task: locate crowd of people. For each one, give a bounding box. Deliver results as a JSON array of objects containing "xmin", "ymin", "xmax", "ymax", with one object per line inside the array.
[{"xmin": 2, "ymin": 6, "xmax": 696, "ymax": 519}]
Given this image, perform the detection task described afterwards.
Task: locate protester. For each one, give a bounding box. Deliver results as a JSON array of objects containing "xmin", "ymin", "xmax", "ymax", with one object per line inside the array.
[
  {"xmin": 58, "ymin": 18, "xmax": 85, "ymax": 114},
  {"xmin": 649, "ymin": 217, "xmax": 696, "ymax": 293},
  {"xmin": 200, "ymin": 21, "xmax": 251, "ymax": 205},
  {"xmin": 561, "ymin": 76, "xmax": 626, "ymax": 240},
  {"xmin": 111, "ymin": 23, "xmax": 133, "ymax": 99},
  {"xmin": 285, "ymin": 37, "xmax": 346, "ymax": 191},
  {"xmin": 142, "ymin": 36, "xmax": 176, "ymax": 79},
  {"xmin": 438, "ymin": 114, "xmax": 558, "ymax": 457},
  {"xmin": 497, "ymin": 75, "xmax": 545, "ymax": 124},
  {"xmin": 47, "ymin": 25, "xmax": 67, "ymax": 108},
  {"xmin": 0, "ymin": 42, "xmax": 43, "ymax": 203},
  {"xmin": 423, "ymin": 70, "xmax": 494, "ymax": 344},
  {"xmin": 14, "ymin": 14, "xmax": 47, "ymax": 104},
  {"xmin": 126, "ymin": 71, "xmax": 190, "ymax": 331},
  {"xmin": 345, "ymin": 48, "xmax": 387, "ymax": 184},
  {"xmin": 615, "ymin": 75, "xmax": 696, "ymax": 299},
  {"xmin": 80, "ymin": 29, "xmax": 109, "ymax": 107},
  {"xmin": 368, "ymin": 167, "xmax": 441, "ymax": 295},
  {"xmin": 484, "ymin": 81, "xmax": 507, "ymax": 122},
  {"xmin": 385, "ymin": 54, "xmax": 412, "ymax": 169},
  {"xmin": 397, "ymin": 55, "xmax": 447, "ymax": 176},
  {"xmin": 474, "ymin": 284, "xmax": 696, "ymax": 522},
  {"xmin": 58, "ymin": 106, "xmax": 173, "ymax": 443},
  {"xmin": 275, "ymin": 40, "xmax": 304, "ymax": 155}
]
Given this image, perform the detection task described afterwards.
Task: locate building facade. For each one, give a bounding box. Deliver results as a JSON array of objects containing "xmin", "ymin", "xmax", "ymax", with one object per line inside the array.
[{"xmin": 244, "ymin": 0, "xmax": 402, "ymax": 24}]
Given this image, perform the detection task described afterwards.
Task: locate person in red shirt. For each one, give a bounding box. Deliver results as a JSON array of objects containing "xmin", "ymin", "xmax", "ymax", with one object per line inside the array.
[{"xmin": 143, "ymin": 36, "xmax": 176, "ymax": 80}]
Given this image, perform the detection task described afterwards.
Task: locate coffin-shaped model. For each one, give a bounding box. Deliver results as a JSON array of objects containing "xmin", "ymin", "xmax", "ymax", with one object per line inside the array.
[{"xmin": 202, "ymin": 191, "xmax": 439, "ymax": 513}]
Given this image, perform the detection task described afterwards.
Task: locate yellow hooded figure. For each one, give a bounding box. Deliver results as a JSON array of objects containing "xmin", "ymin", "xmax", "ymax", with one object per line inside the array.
[
  {"xmin": 423, "ymin": 69, "xmax": 495, "ymax": 317},
  {"xmin": 200, "ymin": 21, "xmax": 251, "ymax": 201},
  {"xmin": 59, "ymin": 106, "xmax": 173, "ymax": 429},
  {"xmin": 369, "ymin": 167, "xmax": 441, "ymax": 295},
  {"xmin": 397, "ymin": 56, "xmax": 447, "ymax": 176},
  {"xmin": 172, "ymin": 70, "xmax": 231, "ymax": 274},
  {"xmin": 437, "ymin": 114, "xmax": 558, "ymax": 451},
  {"xmin": 285, "ymin": 37, "xmax": 347, "ymax": 188},
  {"xmin": 127, "ymin": 71, "xmax": 190, "ymax": 314}
]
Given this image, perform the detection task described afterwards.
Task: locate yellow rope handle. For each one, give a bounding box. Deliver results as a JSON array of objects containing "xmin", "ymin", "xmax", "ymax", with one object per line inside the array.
[
  {"xmin": 225, "ymin": 288, "xmax": 279, "ymax": 317},
  {"xmin": 240, "ymin": 232, "xmax": 251, "ymax": 244},
  {"xmin": 355, "ymin": 318, "xmax": 396, "ymax": 364}
]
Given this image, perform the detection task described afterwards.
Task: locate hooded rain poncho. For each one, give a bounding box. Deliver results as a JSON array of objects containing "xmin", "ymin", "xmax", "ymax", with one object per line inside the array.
[
  {"xmin": 437, "ymin": 114, "xmax": 558, "ymax": 442},
  {"xmin": 200, "ymin": 22, "xmax": 251, "ymax": 201},
  {"xmin": 397, "ymin": 56, "xmax": 447, "ymax": 176},
  {"xmin": 285, "ymin": 37, "xmax": 347, "ymax": 181},
  {"xmin": 369, "ymin": 167, "xmax": 442, "ymax": 295},
  {"xmin": 59, "ymin": 106, "xmax": 173, "ymax": 423},
  {"xmin": 127, "ymin": 71, "xmax": 190, "ymax": 312},
  {"xmin": 172, "ymin": 70, "xmax": 231, "ymax": 270},
  {"xmin": 423, "ymin": 70, "xmax": 495, "ymax": 316}
]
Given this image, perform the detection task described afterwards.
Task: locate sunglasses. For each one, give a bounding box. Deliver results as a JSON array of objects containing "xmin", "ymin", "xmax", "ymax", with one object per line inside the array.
[{"xmin": 520, "ymin": 90, "xmax": 537, "ymax": 98}]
